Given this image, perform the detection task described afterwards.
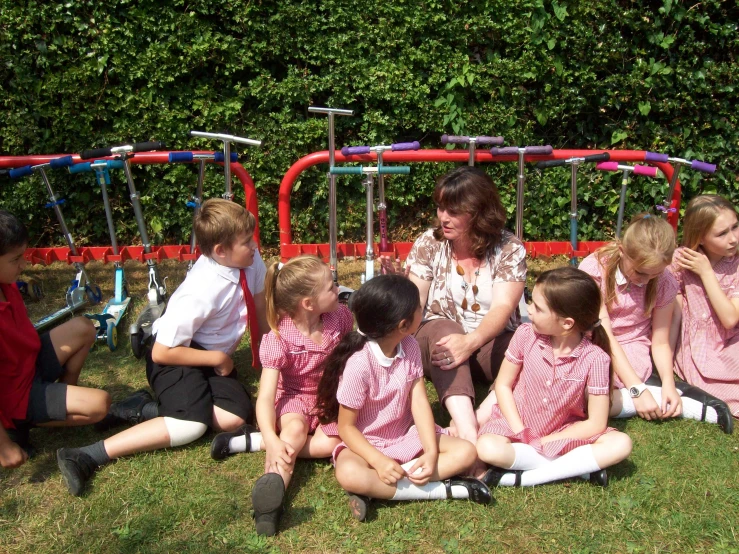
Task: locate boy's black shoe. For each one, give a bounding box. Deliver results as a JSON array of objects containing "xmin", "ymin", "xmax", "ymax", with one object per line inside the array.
[
  {"xmin": 94, "ymin": 389, "xmax": 154, "ymax": 432},
  {"xmin": 210, "ymin": 424, "xmax": 258, "ymax": 461},
  {"xmin": 252, "ymin": 473, "xmax": 285, "ymax": 536},
  {"xmin": 347, "ymin": 492, "xmax": 371, "ymax": 521},
  {"xmin": 56, "ymin": 448, "xmax": 98, "ymax": 496},
  {"xmin": 445, "ymin": 476, "xmax": 494, "ymax": 504}
]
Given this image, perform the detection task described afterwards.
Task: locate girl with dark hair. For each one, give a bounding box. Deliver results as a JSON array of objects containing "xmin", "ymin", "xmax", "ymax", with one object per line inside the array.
[
  {"xmin": 315, "ymin": 275, "xmax": 492, "ymax": 522},
  {"xmin": 383, "ymin": 166, "xmax": 527, "ymax": 474},
  {"xmin": 477, "ymin": 267, "xmax": 632, "ymax": 487}
]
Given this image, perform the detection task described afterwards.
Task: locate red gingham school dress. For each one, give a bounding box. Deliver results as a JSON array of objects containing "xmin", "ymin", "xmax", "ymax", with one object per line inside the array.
[
  {"xmin": 670, "ymin": 252, "xmax": 739, "ymax": 417},
  {"xmin": 478, "ymin": 324, "xmax": 615, "ymax": 458},
  {"xmin": 259, "ymin": 304, "xmax": 353, "ymax": 433},
  {"xmin": 579, "ymin": 254, "xmax": 679, "ymax": 388},
  {"xmin": 330, "ymin": 335, "xmax": 447, "ymax": 464}
]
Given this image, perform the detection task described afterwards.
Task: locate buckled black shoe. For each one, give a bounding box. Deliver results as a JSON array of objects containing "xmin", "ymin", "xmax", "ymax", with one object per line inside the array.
[
  {"xmin": 481, "ymin": 466, "xmax": 523, "ymax": 487},
  {"xmin": 679, "ymin": 384, "xmax": 734, "ymax": 434},
  {"xmin": 347, "ymin": 492, "xmax": 371, "ymax": 521},
  {"xmin": 56, "ymin": 448, "xmax": 98, "ymax": 496},
  {"xmin": 94, "ymin": 389, "xmax": 155, "ymax": 432},
  {"xmin": 444, "ymin": 477, "xmax": 493, "ymax": 504},
  {"xmin": 210, "ymin": 424, "xmax": 258, "ymax": 460},
  {"xmin": 589, "ymin": 469, "xmax": 608, "ymax": 487},
  {"xmin": 252, "ymin": 473, "xmax": 285, "ymax": 536}
]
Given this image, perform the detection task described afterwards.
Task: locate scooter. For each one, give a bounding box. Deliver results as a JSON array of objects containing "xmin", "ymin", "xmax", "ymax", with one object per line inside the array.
[
  {"xmin": 68, "ymin": 159, "xmax": 131, "ymax": 351},
  {"xmin": 9, "ymin": 156, "xmax": 102, "ymax": 330},
  {"xmin": 441, "ymin": 134, "xmax": 504, "ymax": 165},
  {"xmin": 643, "ymin": 151, "xmax": 716, "ymax": 211},
  {"xmin": 594, "ymin": 161, "xmax": 659, "ymax": 238},
  {"xmin": 80, "ymin": 141, "xmax": 167, "ymax": 358}
]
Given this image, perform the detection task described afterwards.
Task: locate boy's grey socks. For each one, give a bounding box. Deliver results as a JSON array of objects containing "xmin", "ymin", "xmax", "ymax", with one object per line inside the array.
[
  {"xmin": 142, "ymin": 401, "xmax": 159, "ymax": 421},
  {"xmin": 79, "ymin": 440, "xmax": 111, "ymax": 467}
]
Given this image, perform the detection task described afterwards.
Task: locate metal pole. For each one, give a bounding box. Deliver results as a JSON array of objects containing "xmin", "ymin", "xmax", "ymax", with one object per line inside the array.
[
  {"xmin": 570, "ymin": 163, "xmax": 579, "ymax": 266},
  {"xmin": 515, "ymin": 149, "xmax": 525, "ymax": 240},
  {"xmin": 38, "ymin": 168, "xmax": 78, "ymax": 257},
  {"xmin": 615, "ymin": 170, "xmax": 629, "ymax": 239}
]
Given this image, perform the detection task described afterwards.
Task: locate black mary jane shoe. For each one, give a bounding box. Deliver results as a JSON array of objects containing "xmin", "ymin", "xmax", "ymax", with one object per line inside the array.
[
  {"xmin": 481, "ymin": 466, "xmax": 523, "ymax": 487},
  {"xmin": 444, "ymin": 476, "xmax": 494, "ymax": 504},
  {"xmin": 589, "ymin": 469, "xmax": 608, "ymax": 487},
  {"xmin": 346, "ymin": 492, "xmax": 371, "ymax": 521},
  {"xmin": 210, "ymin": 424, "xmax": 258, "ymax": 460},
  {"xmin": 678, "ymin": 385, "xmax": 734, "ymax": 435},
  {"xmin": 252, "ymin": 473, "xmax": 285, "ymax": 536}
]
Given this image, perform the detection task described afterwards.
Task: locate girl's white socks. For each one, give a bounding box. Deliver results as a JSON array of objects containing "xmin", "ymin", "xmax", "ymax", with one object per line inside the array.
[
  {"xmin": 509, "ymin": 443, "xmax": 553, "ymax": 470},
  {"xmin": 616, "ymin": 386, "xmax": 718, "ymax": 423},
  {"xmin": 389, "ymin": 459, "xmax": 470, "ymax": 500},
  {"xmin": 516, "ymin": 445, "xmax": 601, "ymax": 487},
  {"xmin": 227, "ymin": 432, "xmax": 263, "ymax": 453}
]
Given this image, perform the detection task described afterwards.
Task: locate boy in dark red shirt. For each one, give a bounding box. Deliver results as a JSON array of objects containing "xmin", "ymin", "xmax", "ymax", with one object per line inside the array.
[{"xmin": 0, "ymin": 210, "xmax": 110, "ymax": 469}]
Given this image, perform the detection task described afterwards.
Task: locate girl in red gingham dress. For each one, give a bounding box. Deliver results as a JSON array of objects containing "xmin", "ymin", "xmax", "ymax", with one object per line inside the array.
[
  {"xmin": 669, "ymin": 195, "xmax": 739, "ymax": 428},
  {"xmin": 477, "ymin": 267, "xmax": 632, "ymax": 487},
  {"xmin": 580, "ymin": 214, "xmax": 732, "ymax": 433},
  {"xmin": 314, "ymin": 275, "xmax": 492, "ymax": 522},
  {"xmin": 210, "ymin": 255, "xmax": 353, "ymax": 536}
]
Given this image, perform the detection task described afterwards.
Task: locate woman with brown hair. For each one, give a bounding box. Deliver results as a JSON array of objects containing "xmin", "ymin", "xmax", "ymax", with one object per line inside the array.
[{"xmin": 384, "ymin": 166, "xmax": 527, "ymax": 469}]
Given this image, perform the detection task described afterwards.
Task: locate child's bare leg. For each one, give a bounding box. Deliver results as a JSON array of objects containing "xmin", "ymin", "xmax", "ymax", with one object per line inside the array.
[
  {"xmin": 434, "ymin": 435, "xmax": 477, "ymax": 480},
  {"xmin": 49, "ymin": 317, "xmax": 96, "ymax": 385},
  {"xmin": 335, "ymin": 448, "xmax": 398, "ymax": 499},
  {"xmin": 211, "ymin": 406, "xmax": 245, "ymax": 432},
  {"xmin": 102, "ymin": 417, "xmax": 173, "ymax": 458},
  {"xmin": 36, "ymin": 385, "xmax": 110, "ymax": 427},
  {"xmin": 476, "ymin": 433, "xmax": 516, "ymax": 468},
  {"xmin": 590, "ymin": 431, "xmax": 632, "ymax": 468},
  {"xmin": 272, "ymin": 414, "xmax": 310, "ymax": 488},
  {"xmin": 475, "ymin": 390, "xmax": 498, "ymax": 428},
  {"xmin": 297, "ymin": 427, "xmax": 340, "ymax": 459}
]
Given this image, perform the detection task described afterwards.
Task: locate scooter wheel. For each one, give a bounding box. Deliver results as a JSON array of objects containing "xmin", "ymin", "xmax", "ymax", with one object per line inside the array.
[
  {"xmin": 130, "ymin": 328, "xmax": 144, "ymax": 359},
  {"xmin": 106, "ymin": 320, "xmax": 118, "ymax": 351}
]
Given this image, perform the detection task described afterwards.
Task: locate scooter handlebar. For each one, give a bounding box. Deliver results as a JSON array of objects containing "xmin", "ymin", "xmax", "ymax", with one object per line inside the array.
[
  {"xmin": 214, "ymin": 152, "xmax": 239, "ymax": 163},
  {"xmin": 691, "ymin": 160, "xmax": 716, "ymax": 173},
  {"xmin": 80, "ymin": 147, "xmax": 112, "ymax": 160},
  {"xmin": 441, "ymin": 134, "xmax": 469, "ymax": 144},
  {"xmin": 9, "ymin": 166, "xmax": 33, "ymax": 178},
  {"xmin": 330, "ymin": 167, "xmax": 364, "ymax": 175},
  {"xmin": 475, "ymin": 136, "xmax": 505, "ymax": 146},
  {"xmin": 583, "ymin": 153, "xmax": 610, "ymax": 163},
  {"xmin": 49, "ymin": 155, "xmax": 74, "ymax": 169},
  {"xmin": 341, "ymin": 146, "xmax": 371, "ymax": 156},
  {"xmin": 525, "ymin": 145, "xmax": 554, "ymax": 155},
  {"xmin": 595, "ymin": 162, "xmax": 619, "ymax": 172},
  {"xmin": 68, "ymin": 162, "xmax": 93, "ymax": 174},
  {"xmin": 169, "ymin": 152, "xmax": 193, "ymax": 163},
  {"xmin": 645, "ymin": 151, "xmax": 669, "ymax": 163},
  {"xmin": 391, "ymin": 141, "xmax": 420, "ymax": 151},
  {"xmin": 132, "ymin": 141, "xmax": 167, "ymax": 153},
  {"xmin": 634, "ymin": 164, "xmax": 658, "ymax": 177},
  {"xmin": 536, "ymin": 159, "xmax": 565, "ymax": 169},
  {"xmin": 189, "ymin": 130, "xmax": 261, "ymax": 146},
  {"xmin": 491, "ymin": 146, "xmax": 520, "ymax": 156}
]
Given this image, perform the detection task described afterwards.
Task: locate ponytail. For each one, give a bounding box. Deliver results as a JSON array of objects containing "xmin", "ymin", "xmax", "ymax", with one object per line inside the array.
[
  {"xmin": 264, "ymin": 261, "xmax": 281, "ymax": 334},
  {"xmin": 314, "ymin": 332, "xmax": 368, "ymax": 424}
]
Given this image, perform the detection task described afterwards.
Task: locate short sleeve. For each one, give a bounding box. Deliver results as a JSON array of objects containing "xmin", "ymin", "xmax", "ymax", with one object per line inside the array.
[
  {"xmin": 504, "ymin": 324, "xmax": 531, "ymax": 365},
  {"xmin": 578, "ymin": 254, "xmax": 604, "ymax": 288},
  {"xmin": 248, "ymin": 250, "xmax": 267, "ymax": 295},
  {"xmin": 405, "ymin": 230, "xmax": 439, "ymax": 282},
  {"xmin": 726, "ymin": 257, "xmax": 739, "ymax": 299},
  {"xmin": 492, "ymin": 234, "xmax": 527, "ymax": 283},
  {"xmin": 584, "ymin": 348, "xmax": 611, "ymax": 396},
  {"xmin": 655, "ymin": 271, "xmax": 679, "ymax": 309},
  {"xmin": 337, "ymin": 304, "xmax": 354, "ymax": 335},
  {"xmin": 154, "ymin": 289, "xmax": 216, "ymax": 348},
  {"xmin": 336, "ymin": 351, "xmax": 369, "ymax": 410},
  {"xmin": 259, "ymin": 332, "xmax": 289, "ymax": 370}
]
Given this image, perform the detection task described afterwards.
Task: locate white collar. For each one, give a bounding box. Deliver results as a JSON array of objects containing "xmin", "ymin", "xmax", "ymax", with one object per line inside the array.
[
  {"xmin": 205, "ymin": 255, "xmax": 240, "ymax": 284},
  {"xmin": 368, "ymin": 340, "xmax": 406, "ymax": 367},
  {"xmin": 615, "ymin": 265, "xmax": 628, "ymax": 286}
]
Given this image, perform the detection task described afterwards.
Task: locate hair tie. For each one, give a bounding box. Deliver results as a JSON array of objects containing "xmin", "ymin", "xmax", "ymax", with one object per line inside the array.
[
  {"xmin": 643, "ymin": 214, "xmax": 651, "ymax": 219},
  {"xmin": 277, "ymin": 262, "xmax": 284, "ymax": 270},
  {"xmin": 356, "ymin": 329, "xmax": 366, "ymax": 337},
  {"xmin": 592, "ymin": 319, "xmax": 602, "ymax": 330},
  {"xmin": 655, "ymin": 204, "xmax": 677, "ymax": 214}
]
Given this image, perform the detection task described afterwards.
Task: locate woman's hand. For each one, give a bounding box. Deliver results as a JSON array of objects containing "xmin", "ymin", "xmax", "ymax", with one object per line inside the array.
[
  {"xmin": 406, "ymin": 452, "xmax": 437, "ymax": 486},
  {"xmin": 379, "ymin": 255, "xmax": 410, "ymax": 277},
  {"xmin": 432, "ymin": 333, "xmax": 475, "ymax": 369},
  {"xmin": 674, "ymin": 248, "xmax": 713, "ymax": 279},
  {"xmin": 264, "ymin": 435, "xmax": 295, "ymax": 474},
  {"xmin": 372, "ymin": 454, "xmax": 407, "ymax": 486}
]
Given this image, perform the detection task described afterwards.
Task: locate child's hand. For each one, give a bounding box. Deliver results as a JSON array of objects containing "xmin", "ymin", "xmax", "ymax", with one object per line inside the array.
[
  {"xmin": 660, "ymin": 384, "xmax": 683, "ymax": 418},
  {"xmin": 264, "ymin": 436, "xmax": 295, "ymax": 475},
  {"xmin": 372, "ymin": 454, "xmax": 406, "ymax": 486},
  {"xmin": 674, "ymin": 248, "xmax": 713, "ymax": 278},
  {"xmin": 213, "ymin": 353, "xmax": 234, "ymax": 376},
  {"xmin": 406, "ymin": 453, "xmax": 437, "ymax": 486},
  {"xmin": 0, "ymin": 440, "xmax": 28, "ymax": 469},
  {"xmin": 633, "ymin": 389, "xmax": 663, "ymax": 421}
]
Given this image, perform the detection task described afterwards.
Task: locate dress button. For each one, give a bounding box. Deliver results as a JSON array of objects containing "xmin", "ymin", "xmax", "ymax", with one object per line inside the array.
[
  {"xmin": 546, "ymin": 380, "xmax": 552, "ymax": 386},
  {"xmin": 542, "ymin": 397, "xmax": 548, "ymax": 403}
]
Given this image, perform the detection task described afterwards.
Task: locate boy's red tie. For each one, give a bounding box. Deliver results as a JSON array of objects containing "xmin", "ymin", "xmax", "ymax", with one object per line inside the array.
[{"xmin": 239, "ymin": 268, "xmax": 260, "ymax": 368}]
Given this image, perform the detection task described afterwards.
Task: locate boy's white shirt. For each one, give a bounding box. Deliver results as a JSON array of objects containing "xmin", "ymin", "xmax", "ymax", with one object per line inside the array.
[{"xmin": 153, "ymin": 250, "xmax": 266, "ymax": 355}]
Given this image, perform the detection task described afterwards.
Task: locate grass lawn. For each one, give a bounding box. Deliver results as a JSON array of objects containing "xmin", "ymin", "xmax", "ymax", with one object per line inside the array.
[{"xmin": 2, "ymin": 257, "xmax": 738, "ymax": 554}]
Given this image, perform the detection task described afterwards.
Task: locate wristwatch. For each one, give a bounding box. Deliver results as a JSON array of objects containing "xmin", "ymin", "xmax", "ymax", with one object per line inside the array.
[{"xmin": 629, "ymin": 383, "xmax": 647, "ymax": 398}]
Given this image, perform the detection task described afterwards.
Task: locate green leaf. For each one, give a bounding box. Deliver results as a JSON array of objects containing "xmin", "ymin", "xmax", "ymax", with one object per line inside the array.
[
  {"xmin": 638, "ymin": 101, "xmax": 651, "ymax": 116},
  {"xmin": 611, "ymin": 130, "xmax": 628, "ymax": 144}
]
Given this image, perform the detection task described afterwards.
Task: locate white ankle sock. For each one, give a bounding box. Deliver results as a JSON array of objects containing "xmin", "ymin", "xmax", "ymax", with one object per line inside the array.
[
  {"xmin": 518, "ymin": 445, "xmax": 601, "ymax": 487},
  {"xmin": 509, "ymin": 443, "xmax": 552, "ymax": 470},
  {"xmin": 227, "ymin": 432, "xmax": 263, "ymax": 453},
  {"xmin": 680, "ymin": 397, "xmax": 718, "ymax": 423},
  {"xmin": 391, "ymin": 478, "xmax": 447, "ymax": 500},
  {"xmin": 615, "ymin": 387, "xmax": 636, "ymax": 418}
]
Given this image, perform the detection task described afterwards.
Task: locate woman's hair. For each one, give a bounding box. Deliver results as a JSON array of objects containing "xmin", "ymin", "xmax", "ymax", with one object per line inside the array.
[
  {"xmin": 0, "ymin": 210, "xmax": 29, "ymax": 256},
  {"xmin": 314, "ymin": 275, "xmax": 420, "ymax": 424},
  {"xmin": 264, "ymin": 255, "xmax": 328, "ymax": 334},
  {"xmin": 681, "ymin": 195, "xmax": 737, "ymax": 252},
  {"xmin": 194, "ymin": 198, "xmax": 255, "ymax": 257},
  {"xmin": 432, "ymin": 166, "xmax": 507, "ymax": 258},
  {"xmin": 595, "ymin": 214, "xmax": 675, "ymax": 316},
  {"xmin": 536, "ymin": 266, "xmax": 613, "ymax": 384}
]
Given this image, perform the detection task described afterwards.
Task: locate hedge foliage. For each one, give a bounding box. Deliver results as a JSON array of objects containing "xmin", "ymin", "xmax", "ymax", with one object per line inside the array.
[{"xmin": 0, "ymin": 0, "xmax": 737, "ymax": 248}]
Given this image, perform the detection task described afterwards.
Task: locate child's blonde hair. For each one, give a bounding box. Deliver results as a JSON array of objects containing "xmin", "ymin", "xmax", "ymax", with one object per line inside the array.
[
  {"xmin": 194, "ymin": 199, "xmax": 255, "ymax": 257},
  {"xmin": 681, "ymin": 195, "xmax": 738, "ymax": 252},
  {"xmin": 595, "ymin": 214, "xmax": 675, "ymax": 316},
  {"xmin": 264, "ymin": 255, "xmax": 329, "ymax": 334}
]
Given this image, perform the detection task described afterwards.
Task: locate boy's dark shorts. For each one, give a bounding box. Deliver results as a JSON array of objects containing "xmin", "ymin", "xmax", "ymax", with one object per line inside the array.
[
  {"xmin": 22, "ymin": 333, "xmax": 68, "ymax": 425},
  {"xmin": 145, "ymin": 341, "xmax": 254, "ymax": 427}
]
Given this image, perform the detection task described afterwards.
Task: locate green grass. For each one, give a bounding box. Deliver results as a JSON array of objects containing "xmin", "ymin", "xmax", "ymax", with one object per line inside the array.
[{"xmin": 2, "ymin": 258, "xmax": 738, "ymax": 554}]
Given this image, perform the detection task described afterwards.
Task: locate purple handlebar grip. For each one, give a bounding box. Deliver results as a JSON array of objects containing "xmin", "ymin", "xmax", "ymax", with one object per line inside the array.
[
  {"xmin": 9, "ymin": 166, "xmax": 33, "ymax": 178},
  {"xmin": 524, "ymin": 145, "xmax": 554, "ymax": 155},
  {"xmin": 341, "ymin": 146, "xmax": 371, "ymax": 156},
  {"xmin": 214, "ymin": 152, "xmax": 239, "ymax": 163},
  {"xmin": 644, "ymin": 151, "xmax": 669, "ymax": 163},
  {"xmin": 475, "ymin": 136, "xmax": 505, "ymax": 146},
  {"xmin": 491, "ymin": 147, "xmax": 520, "ymax": 156},
  {"xmin": 169, "ymin": 152, "xmax": 194, "ymax": 163},
  {"xmin": 49, "ymin": 155, "xmax": 73, "ymax": 169},
  {"xmin": 634, "ymin": 165, "xmax": 658, "ymax": 177},
  {"xmin": 441, "ymin": 135, "xmax": 469, "ymax": 144},
  {"xmin": 391, "ymin": 141, "xmax": 420, "ymax": 151},
  {"xmin": 596, "ymin": 162, "xmax": 619, "ymax": 172},
  {"xmin": 691, "ymin": 160, "xmax": 716, "ymax": 173}
]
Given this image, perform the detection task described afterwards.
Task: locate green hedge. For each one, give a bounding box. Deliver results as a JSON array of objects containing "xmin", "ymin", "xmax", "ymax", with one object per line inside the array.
[{"xmin": 1, "ymin": 0, "xmax": 736, "ymax": 248}]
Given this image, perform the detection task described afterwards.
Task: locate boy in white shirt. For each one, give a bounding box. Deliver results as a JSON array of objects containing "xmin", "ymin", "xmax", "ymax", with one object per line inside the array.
[{"xmin": 56, "ymin": 199, "xmax": 267, "ymax": 496}]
